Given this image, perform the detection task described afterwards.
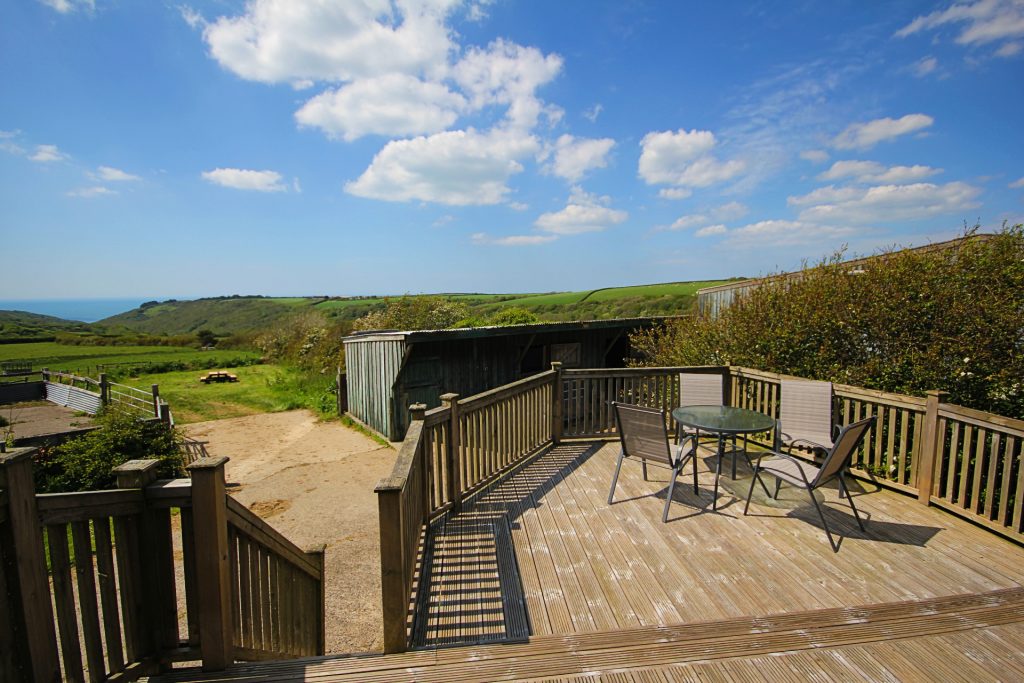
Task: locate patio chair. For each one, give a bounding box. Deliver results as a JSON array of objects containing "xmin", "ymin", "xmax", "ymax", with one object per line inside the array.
[
  {"xmin": 778, "ymin": 379, "xmax": 835, "ymax": 453},
  {"xmin": 609, "ymin": 402, "xmax": 699, "ymax": 523},
  {"xmin": 677, "ymin": 372, "xmax": 726, "ymax": 443},
  {"xmin": 743, "ymin": 416, "xmax": 875, "ymax": 552}
]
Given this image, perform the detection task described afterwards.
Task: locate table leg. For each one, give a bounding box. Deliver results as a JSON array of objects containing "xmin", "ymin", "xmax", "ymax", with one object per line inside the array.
[{"xmin": 713, "ymin": 432, "xmax": 724, "ymax": 510}]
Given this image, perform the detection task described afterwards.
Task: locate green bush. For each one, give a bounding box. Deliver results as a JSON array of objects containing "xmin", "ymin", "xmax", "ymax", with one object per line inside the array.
[
  {"xmin": 630, "ymin": 225, "xmax": 1024, "ymax": 419},
  {"xmin": 33, "ymin": 410, "xmax": 184, "ymax": 493}
]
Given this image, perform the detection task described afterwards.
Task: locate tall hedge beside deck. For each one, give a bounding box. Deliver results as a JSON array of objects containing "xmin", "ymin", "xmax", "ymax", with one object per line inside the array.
[{"xmin": 630, "ymin": 225, "xmax": 1024, "ymax": 419}]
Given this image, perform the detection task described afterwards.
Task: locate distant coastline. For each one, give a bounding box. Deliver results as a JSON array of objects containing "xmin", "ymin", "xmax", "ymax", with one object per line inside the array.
[{"xmin": 0, "ymin": 298, "xmax": 149, "ymax": 323}]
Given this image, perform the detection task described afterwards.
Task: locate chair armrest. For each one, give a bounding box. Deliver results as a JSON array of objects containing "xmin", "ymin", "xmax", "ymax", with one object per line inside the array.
[{"xmin": 756, "ymin": 448, "xmax": 815, "ymax": 485}]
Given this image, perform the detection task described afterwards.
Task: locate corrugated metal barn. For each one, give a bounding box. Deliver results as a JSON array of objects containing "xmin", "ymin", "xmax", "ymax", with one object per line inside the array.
[{"xmin": 343, "ymin": 317, "xmax": 667, "ymax": 441}]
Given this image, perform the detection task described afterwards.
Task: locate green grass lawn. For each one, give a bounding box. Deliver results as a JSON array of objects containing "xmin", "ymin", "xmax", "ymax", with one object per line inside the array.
[
  {"xmin": 581, "ymin": 280, "xmax": 730, "ymax": 302},
  {"xmin": 0, "ymin": 341, "xmax": 260, "ymax": 376},
  {"xmin": 123, "ymin": 364, "xmax": 335, "ymax": 423}
]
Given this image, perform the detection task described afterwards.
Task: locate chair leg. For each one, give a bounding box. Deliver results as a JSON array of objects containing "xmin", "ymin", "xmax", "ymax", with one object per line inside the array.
[
  {"xmin": 743, "ymin": 466, "xmax": 763, "ymax": 515},
  {"xmin": 773, "ymin": 479, "xmax": 782, "ymax": 499},
  {"xmin": 713, "ymin": 434, "xmax": 724, "ymax": 511},
  {"xmin": 839, "ymin": 475, "xmax": 865, "ymax": 531},
  {"xmin": 691, "ymin": 442, "xmax": 699, "ymax": 494},
  {"xmin": 642, "ymin": 461, "xmax": 648, "ymax": 481},
  {"xmin": 663, "ymin": 463, "xmax": 681, "ymax": 523},
  {"xmin": 807, "ymin": 486, "xmax": 839, "ymax": 552},
  {"xmin": 608, "ymin": 450, "xmax": 625, "ymax": 505}
]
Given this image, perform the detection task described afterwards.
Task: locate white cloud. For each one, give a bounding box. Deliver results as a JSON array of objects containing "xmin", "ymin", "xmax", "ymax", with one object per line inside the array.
[
  {"xmin": 800, "ymin": 149, "xmax": 830, "ymax": 163},
  {"xmin": 202, "ymin": 0, "xmax": 458, "ymax": 85},
  {"xmin": 695, "ymin": 224, "xmax": 727, "ymax": 238},
  {"xmin": 583, "ymin": 104, "xmax": 603, "ymax": 122},
  {"xmin": 541, "ymin": 134, "xmax": 615, "ymax": 182},
  {"xmin": 180, "ymin": 5, "xmax": 205, "ymax": 29},
  {"xmin": 724, "ymin": 219, "xmax": 858, "ymax": 247},
  {"xmin": 202, "ymin": 168, "xmax": 287, "ymax": 192},
  {"xmin": 638, "ymin": 128, "xmax": 745, "ymax": 188},
  {"xmin": 30, "ymin": 144, "xmax": 69, "ymax": 163},
  {"xmin": 345, "ymin": 128, "xmax": 538, "ymax": 205},
  {"xmin": 817, "ymin": 160, "xmax": 941, "ymax": 184},
  {"xmin": 465, "ymin": 1, "xmax": 493, "ymax": 22},
  {"xmin": 295, "ymin": 74, "xmax": 466, "ymax": 140},
  {"xmin": 471, "ymin": 232, "xmax": 557, "ymax": 246},
  {"xmin": 534, "ymin": 187, "xmax": 627, "ymax": 235},
  {"xmin": 67, "ymin": 186, "xmax": 115, "ymax": 198},
  {"xmin": 912, "ymin": 56, "xmax": 939, "ymax": 76},
  {"xmin": 997, "ymin": 40, "xmax": 1023, "ymax": 55},
  {"xmin": 669, "ymin": 214, "xmax": 708, "ymax": 231},
  {"xmin": 92, "ymin": 166, "xmax": 140, "ymax": 182},
  {"xmin": 787, "ymin": 185, "xmax": 863, "ymax": 207},
  {"xmin": 452, "ymin": 39, "xmax": 563, "ymax": 130},
  {"xmin": 795, "ymin": 181, "xmax": 982, "ymax": 224},
  {"xmin": 0, "ymin": 130, "xmax": 24, "ymax": 156},
  {"xmin": 896, "ymin": 0, "xmax": 1024, "ymax": 52},
  {"xmin": 713, "ymin": 201, "xmax": 749, "ymax": 221},
  {"xmin": 1010, "ymin": 177, "xmax": 1024, "ymax": 188},
  {"xmin": 666, "ymin": 202, "xmax": 747, "ymax": 231},
  {"xmin": 508, "ymin": 201, "xmax": 529, "ymax": 211},
  {"xmin": 38, "ymin": 0, "xmax": 94, "ymax": 13},
  {"xmin": 832, "ymin": 114, "xmax": 934, "ymax": 150},
  {"xmin": 658, "ymin": 188, "xmax": 692, "ymax": 200}
]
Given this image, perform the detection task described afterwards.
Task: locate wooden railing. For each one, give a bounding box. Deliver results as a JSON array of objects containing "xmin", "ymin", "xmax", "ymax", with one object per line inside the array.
[
  {"xmin": 0, "ymin": 452, "xmax": 324, "ymax": 682},
  {"xmin": 41, "ymin": 369, "xmax": 168, "ymax": 421},
  {"xmin": 375, "ymin": 367, "xmax": 560, "ymax": 653}
]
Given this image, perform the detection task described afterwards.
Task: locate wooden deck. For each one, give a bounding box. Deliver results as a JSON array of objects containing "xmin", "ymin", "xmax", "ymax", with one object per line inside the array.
[{"xmin": 150, "ymin": 441, "xmax": 1024, "ymax": 682}]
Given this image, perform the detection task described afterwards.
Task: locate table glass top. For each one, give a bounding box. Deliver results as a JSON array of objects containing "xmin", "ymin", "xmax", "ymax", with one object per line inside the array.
[{"xmin": 671, "ymin": 405, "xmax": 775, "ymax": 434}]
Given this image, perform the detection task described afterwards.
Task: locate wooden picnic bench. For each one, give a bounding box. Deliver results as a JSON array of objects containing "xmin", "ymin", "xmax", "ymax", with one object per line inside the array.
[{"xmin": 198, "ymin": 371, "xmax": 238, "ymax": 384}]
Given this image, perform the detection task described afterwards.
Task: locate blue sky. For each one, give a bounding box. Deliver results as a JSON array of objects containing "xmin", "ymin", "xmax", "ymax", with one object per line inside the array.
[{"xmin": 2, "ymin": 0, "xmax": 1022, "ymax": 300}]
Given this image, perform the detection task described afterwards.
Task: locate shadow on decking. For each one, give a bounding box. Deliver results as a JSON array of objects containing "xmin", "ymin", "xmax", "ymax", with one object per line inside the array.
[{"xmin": 411, "ymin": 442, "xmax": 600, "ymax": 649}]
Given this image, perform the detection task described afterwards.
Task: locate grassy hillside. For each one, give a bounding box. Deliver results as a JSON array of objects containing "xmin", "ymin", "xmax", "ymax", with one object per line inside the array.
[
  {"xmin": 90, "ymin": 280, "xmax": 738, "ymax": 337},
  {"xmin": 0, "ymin": 341, "xmax": 260, "ymax": 378},
  {"xmin": 0, "ymin": 310, "xmax": 92, "ymax": 341}
]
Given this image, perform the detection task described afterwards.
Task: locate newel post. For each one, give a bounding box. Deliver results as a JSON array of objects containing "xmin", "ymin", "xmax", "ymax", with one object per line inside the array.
[
  {"xmin": 441, "ymin": 393, "xmax": 462, "ymax": 511},
  {"xmin": 98, "ymin": 372, "xmax": 109, "ymax": 406},
  {"xmin": 915, "ymin": 390, "xmax": 949, "ymax": 505},
  {"xmin": 0, "ymin": 448, "xmax": 61, "ymax": 683},
  {"xmin": 151, "ymin": 384, "xmax": 161, "ymax": 417},
  {"xmin": 550, "ymin": 362, "xmax": 563, "ymax": 446},
  {"xmin": 187, "ymin": 457, "xmax": 233, "ymax": 671}
]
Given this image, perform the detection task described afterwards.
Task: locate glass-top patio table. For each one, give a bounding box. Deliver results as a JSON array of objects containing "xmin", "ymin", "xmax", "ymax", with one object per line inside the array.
[{"xmin": 671, "ymin": 405, "xmax": 775, "ymax": 510}]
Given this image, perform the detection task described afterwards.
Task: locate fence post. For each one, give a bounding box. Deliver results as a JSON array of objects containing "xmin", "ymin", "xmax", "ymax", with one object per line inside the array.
[
  {"xmin": 0, "ymin": 448, "xmax": 61, "ymax": 683},
  {"xmin": 187, "ymin": 457, "xmax": 233, "ymax": 671},
  {"xmin": 915, "ymin": 390, "xmax": 949, "ymax": 505},
  {"xmin": 151, "ymin": 385, "xmax": 161, "ymax": 418},
  {"xmin": 441, "ymin": 393, "xmax": 462, "ymax": 511},
  {"xmin": 305, "ymin": 544, "xmax": 327, "ymax": 656},
  {"xmin": 98, "ymin": 373, "xmax": 109, "ymax": 406},
  {"xmin": 114, "ymin": 459, "xmax": 177, "ymax": 668},
  {"xmin": 550, "ymin": 362, "xmax": 563, "ymax": 446},
  {"xmin": 158, "ymin": 401, "xmax": 172, "ymax": 427}
]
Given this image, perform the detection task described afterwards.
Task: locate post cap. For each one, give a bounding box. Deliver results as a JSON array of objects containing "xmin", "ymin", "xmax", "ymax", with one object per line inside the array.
[
  {"xmin": 439, "ymin": 393, "xmax": 459, "ymax": 403},
  {"xmin": 409, "ymin": 403, "xmax": 427, "ymax": 421},
  {"xmin": 186, "ymin": 455, "xmax": 230, "ymax": 471}
]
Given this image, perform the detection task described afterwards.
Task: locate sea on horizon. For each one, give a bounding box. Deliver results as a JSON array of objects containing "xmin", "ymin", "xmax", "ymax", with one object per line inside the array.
[{"xmin": 0, "ymin": 298, "xmax": 150, "ymax": 323}]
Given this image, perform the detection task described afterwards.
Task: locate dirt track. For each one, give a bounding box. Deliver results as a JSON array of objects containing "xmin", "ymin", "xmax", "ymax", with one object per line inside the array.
[{"xmin": 184, "ymin": 410, "xmax": 396, "ymax": 654}]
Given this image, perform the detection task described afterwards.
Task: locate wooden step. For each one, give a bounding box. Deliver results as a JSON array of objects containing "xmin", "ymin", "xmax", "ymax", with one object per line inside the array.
[{"xmin": 147, "ymin": 587, "xmax": 1024, "ymax": 683}]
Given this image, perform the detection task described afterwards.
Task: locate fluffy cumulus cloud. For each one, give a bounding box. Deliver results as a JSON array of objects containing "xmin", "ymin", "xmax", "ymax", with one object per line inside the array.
[
  {"xmin": 345, "ymin": 128, "xmax": 538, "ymax": 205},
  {"xmin": 452, "ymin": 39, "xmax": 563, "ymax": 130},
  {"xmin": 38, "ymin": 0, "xmax": 94, "ymax": 13},
  {"xmin": 658, "ymin": 188, "xmax": 692, "ymax": 200},
  {"xmin": 912, "ymin": 56, "xmax": 939, "ymax": 76},
  {"xmin": 1010, "ymin": 177, "xmax": 1024, "ymax": 188},
  {"xmin": 534, "ymin": 187, "xmax": 627, "ymax": 235},
  {"xmin": 541, "ymin": 135, "xmax": 615, "ymax": 182},
  {"xmin": 832, "ymin": 114, "xmax": 934, "ymax": 150},
  {"xmin": 295, "ymin": 74, "xmax": 466, "ymax": 140},
  {"xmin": 896, "ymin": 0, "xmax": 1024, "ymax": 54},
  {"xmin": 202, "ymin": 168, "xmax": 288, "ymax": 192},
  {"xmin": 30, "ymin": 144, "xmax": 69, "ymax": 163},
  {"xmin": 638, "ymin": 128, "xmax": 744, "ymax": 189},
  {"xmin": 695, "ymin": 224, "xmax": 727, "ymax": 237},
  {"xmin": 791, "ymin": 181, "xmax": 982, "ymax": 224},
  {"xmin": 667, "ymin": 202, "xmax": 748, "ymax": 231},
  {"xmin": 818, "ymin": 160, "xmax": 942, "ymax": 184},
  {"xmin": 201, "ymin": 0, "xmax": 458, "ymax": 85},
  {"xmin": 92, "ymin": 166, "xmax": 140, "ymax": 182}
]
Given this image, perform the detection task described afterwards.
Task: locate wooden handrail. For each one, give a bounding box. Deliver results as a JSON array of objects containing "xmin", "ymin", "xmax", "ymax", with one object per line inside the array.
[
  {"xmin": 225, "ymin": 497, "xmax": 321, "ymax": 579},
  {"xmin": 457, "ymin": 369, "xmax": 556, "ymax": 413}
]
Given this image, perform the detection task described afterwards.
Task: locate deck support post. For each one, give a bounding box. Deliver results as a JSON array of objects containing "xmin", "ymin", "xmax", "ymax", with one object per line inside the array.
[
  {"xmin": 550, "ymin": 362, "xmax": 563, "ymax": 446},
  {"xmin": 0, "ymin": 448, "xmax": 61, "ymax": 683},
  {"xmin": 915, "ymin": 390, "xmax": 949, "ymax": 505},
  {"xmin": 441, "ymin": 393, "xmax": 462, "ymax": 511},
  {"xmin": 187, "ymin": 456, "xmax": 233, "ymax": 671}
]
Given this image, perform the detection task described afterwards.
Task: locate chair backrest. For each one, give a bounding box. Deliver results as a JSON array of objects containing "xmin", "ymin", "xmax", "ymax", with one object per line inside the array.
[
  {"xmin": 780, "ymin": 379, "xmax": 834, "ymax": 446},
  {"xmin": 679, "ymin": 372, "xmax": 723, "ymax": 408},
  {"xmin": 613, "ymin": 402, "xmax": 673, "ymax": 466},
  {"xmin": 811, "ymin": 416, "xmax": 876, "ymax": 487}
]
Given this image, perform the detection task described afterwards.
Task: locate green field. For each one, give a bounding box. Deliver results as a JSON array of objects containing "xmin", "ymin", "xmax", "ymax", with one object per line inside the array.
[
  {"xmin": 0, "ymin": 342, "xmax": 260, "ymax": 377},
  {"xmin": 123, "ymin": 364, "xmax": 334, "ymax": 423}
]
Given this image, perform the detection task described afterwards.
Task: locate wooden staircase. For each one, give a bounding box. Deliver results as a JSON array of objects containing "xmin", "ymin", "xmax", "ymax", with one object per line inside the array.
[{"xmin": 147, "ymin": 586, "xmax": 1024, "ymax": 682}]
